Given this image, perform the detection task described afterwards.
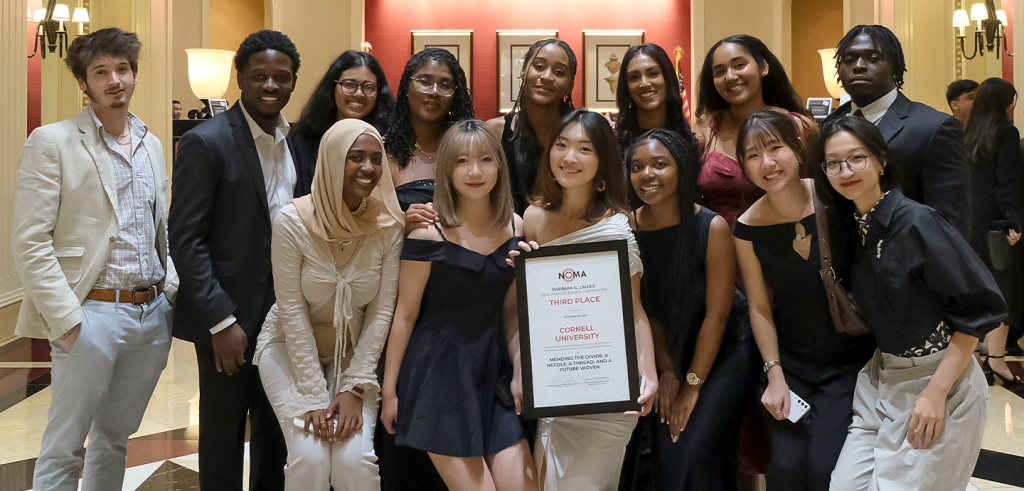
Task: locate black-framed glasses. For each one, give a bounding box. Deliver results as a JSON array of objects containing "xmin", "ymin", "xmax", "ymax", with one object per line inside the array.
[
  {"xmin": 410, "ymin": 76, "xmax": 456, "ymax": 97},
  {"xmin": 336, "ymin": 79, "xmax": 378, "ymax": 97},
  {"xmin": 822, "ymin": 153, "xmax": 873, "ymax": 177}
]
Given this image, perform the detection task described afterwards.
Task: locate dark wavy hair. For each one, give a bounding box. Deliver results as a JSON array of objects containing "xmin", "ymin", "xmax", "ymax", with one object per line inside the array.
[
  {"xmin": 508, "ymin": 39, "xmax": 578, "ymax": 172},
  {"xmin": 696, "ymin": 35, "xmax": 807, "ymax": 118},
  {"xmin": 292, "ymin": 51, "xmax": 394, "ymax": 143},
  {"xmin": 234, "ymin": 30, "xmax": 300, "ymax": 74},
  {"xmin": 834, "ymin": 25, "xmax": 906, "ymax": 91},
  {"xmin": 66, "ymin": 27, "xmax": 141, "ymax": 81},
  {"xmin": 814, "ymin": 115, "xmax": 902, "ymax": 242},
  {"xmin": 383, "ymin": 48, "xmax": 475, "ymax": 169},
  {"xmin": 965, "ymin": 77, "xmax": 1016, "ymax": 165},
  {"xmin": 532, "ymin": 109, "xmax": 629, "ymax": 221},
  {"xmin": 614, "ymin": 44, "xmax": 695, "ymax": 152},
  {"xmin": 626, "ymin": 128, "xmax": 701, "ymax": 369}
]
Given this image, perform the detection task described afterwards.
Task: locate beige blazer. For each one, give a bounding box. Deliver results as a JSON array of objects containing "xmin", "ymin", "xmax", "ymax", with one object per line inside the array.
[{"xmin": 12, "ymin": 109, "xmax": 177, "ymax": 341}]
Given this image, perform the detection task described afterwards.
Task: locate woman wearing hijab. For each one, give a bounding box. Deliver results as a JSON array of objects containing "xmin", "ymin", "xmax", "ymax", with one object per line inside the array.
[{"xmin": 255, "ymin": 119, "xmax": 405, "ymax": 491}]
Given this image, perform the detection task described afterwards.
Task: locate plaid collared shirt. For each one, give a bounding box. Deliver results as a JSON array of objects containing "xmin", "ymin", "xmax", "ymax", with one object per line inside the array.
[{"xmin": 89, "ymin": 107, "xmax": 165, "ymax": 290}]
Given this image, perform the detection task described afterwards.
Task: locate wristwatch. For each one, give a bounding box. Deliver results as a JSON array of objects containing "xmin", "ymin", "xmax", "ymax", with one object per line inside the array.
[
  {"xmin": 763, "ymin": 359, "xmax": 781, "ymax": 374},
  {"xmin": 685, "ymin": 371, "xmax": 704, "ymax": 386}
]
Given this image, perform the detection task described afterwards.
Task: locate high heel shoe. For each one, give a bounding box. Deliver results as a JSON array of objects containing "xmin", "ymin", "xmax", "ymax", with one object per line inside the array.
[
  {"xmin": 988, "ymin": 355, "xmax": 1023, "ymax": 386},
  {"xmin": 981, "ymin": 356, "xmax": 995, "ymax": 386}
]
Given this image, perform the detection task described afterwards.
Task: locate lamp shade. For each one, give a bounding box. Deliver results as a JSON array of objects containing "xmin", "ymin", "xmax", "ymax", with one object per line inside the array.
[
  {"xmin": 953, "ymin": 9, "xmax": 971, "ymax": 27},
  {"xmin": 52, "ymin": 4, "xmax": 71, "ymax": 21},
  {"xmin": 33, "ymin": 8, "xmax": 46, "ymax": 22},
  {"xmin": 970, "ymin": 3, "xmax": 988, "ymax": 21},
  {"xmin": 186, "ymin": 48, "xmax": 235, "ymax": 100},
  {"xmin": 818, "ymin": 48, "xmax": 846, "ymax": 100},
  {"xmin": 72, "ymin": 8, "xmax": 89, "ymax": 23},
  {"xmin": 996, "ymin": 9, "xmax": 1008, "ymax": 25}
]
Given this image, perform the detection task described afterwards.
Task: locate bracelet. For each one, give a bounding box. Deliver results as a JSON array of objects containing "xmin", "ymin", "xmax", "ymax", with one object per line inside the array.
[{"xmin": 763, "ymin": 359, "xmax": 781, "ymax": 374}]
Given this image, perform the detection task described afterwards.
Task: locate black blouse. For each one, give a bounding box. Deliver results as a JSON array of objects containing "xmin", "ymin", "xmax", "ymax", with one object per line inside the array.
[
  {"xmin": 734, "ymin": 211, "xmax": 875, "ymax": 381},
  {"xmin": 851, "ymin": 190, "xmax": 1006, "ymax": 354}
]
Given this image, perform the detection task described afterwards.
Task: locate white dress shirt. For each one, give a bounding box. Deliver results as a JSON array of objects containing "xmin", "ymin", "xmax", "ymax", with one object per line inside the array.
[
  {"xmin": 211, "ymin": 102, "xmax": 297, "ymax": 335},
  {"xmin": 850, "ymin": 87, "xmax": 899, "ymax": 125}
]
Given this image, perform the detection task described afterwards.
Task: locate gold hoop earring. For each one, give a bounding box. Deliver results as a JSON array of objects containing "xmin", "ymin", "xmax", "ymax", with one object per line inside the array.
[{"xmin": 597, "ymin": 180, "xmax": 606, "ymax": 192}]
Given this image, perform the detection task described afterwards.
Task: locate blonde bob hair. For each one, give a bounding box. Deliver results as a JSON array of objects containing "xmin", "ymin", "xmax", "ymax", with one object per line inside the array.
[{"xmin": 434, "ymin": 119, "xmax": 515, "ymax": 229}]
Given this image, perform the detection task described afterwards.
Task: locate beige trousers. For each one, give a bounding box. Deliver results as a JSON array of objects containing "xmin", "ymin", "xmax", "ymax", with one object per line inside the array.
[
  {"xmin": 830, "ymin": 349, "xmax": 989, "ymax": 491},
  {"xmin": 535, "ymin": 413, "xmax": 638, "ymax": 491}
]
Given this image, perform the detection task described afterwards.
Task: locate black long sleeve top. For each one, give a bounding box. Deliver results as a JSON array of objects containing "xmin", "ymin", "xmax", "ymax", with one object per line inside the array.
[{"xmin": 850, "ymin": 190, "xmax": 1006, "ymax": 355}]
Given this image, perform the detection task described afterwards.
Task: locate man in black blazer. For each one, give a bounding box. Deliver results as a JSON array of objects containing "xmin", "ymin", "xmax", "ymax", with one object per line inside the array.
[
  {"xmin": 169, "ymin": 30, "xmax": 312, "ymax": 490},
  {"xmin": 822, "ymin": 25, "xmax": 971, "ymax": 238}
]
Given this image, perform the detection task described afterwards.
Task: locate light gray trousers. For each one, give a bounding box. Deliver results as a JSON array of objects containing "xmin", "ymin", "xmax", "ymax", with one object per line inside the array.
[
  {"xmin": 829, "ymin": 349, "xmax": 989, "ymax": 491},
  {"xmin": 33, "ymin": 295, "xmax": 172, "ymax": 491}
]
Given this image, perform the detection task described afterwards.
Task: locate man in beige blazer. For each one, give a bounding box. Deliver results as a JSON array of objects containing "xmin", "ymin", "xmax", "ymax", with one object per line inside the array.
[{"xmin": 11, "ymin": 28, "xmax": 177, "ymax": 491}]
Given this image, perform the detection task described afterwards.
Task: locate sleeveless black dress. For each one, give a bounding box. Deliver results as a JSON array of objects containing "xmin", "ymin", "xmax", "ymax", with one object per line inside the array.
[
  {"xmin": 395, "ymin": 179, "xmax": 435, "ymax": 212},
  {"xmin": 396, "ymin": 224, "xmax": 526, "ymax": 456}
]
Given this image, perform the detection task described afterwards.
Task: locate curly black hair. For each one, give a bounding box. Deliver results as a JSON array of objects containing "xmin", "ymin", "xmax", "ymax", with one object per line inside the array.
[
  {"xmin": 292, "ymin": 50, "xmax": 394, "ymax": 143},
  {"xmin": 382, "ymin": 48, "xmax": 475, "ymax": 169},
  {"xmin": 696, "ymin": 35, "xmax": 807, "ymax": 118},
  {"xmin": 614, "ymin": 44, "xmax": 695, "ymax": 153},
  {"xmin": 834, "ymin": 25, "xmax": 906, "ymax": 90},
  {"xmin": 507, "ymin": 39, "xmax": 577, "ymax": 174},
  {"xmin": 234, "ymin": 30, "xmax": 300, "ymax": 74}
]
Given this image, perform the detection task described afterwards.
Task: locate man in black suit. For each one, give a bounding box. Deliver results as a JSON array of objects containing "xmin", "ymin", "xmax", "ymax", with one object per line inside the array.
[
  {"xmin": 823, "ymin": 25, "xmax": 971, "ymax": 238},
  {"xmin": 169, "ymin": 30, "xmax": 312, "ymax": 490}
]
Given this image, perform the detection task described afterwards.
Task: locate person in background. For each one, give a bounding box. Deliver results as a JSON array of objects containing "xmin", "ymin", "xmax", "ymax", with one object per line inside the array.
[
  {"xmin": 13, "ymin": 27, "xmax": 177, "ymax": 491},
  {"xmin": 486, "ymin": 38, "xmax": 578, "ymax": 215},
  {"xmin": 817, "ymin": 115, "xmax": 1002, "ymax": 491},
  {"xmin": 170, "ymin": 30, "xmax": 312, "ymax": 491},
  {"xmin": 172, "ymin": 99, "xmax": 182, "ymax": 119},
  {"xmin": 732, "ymin": 112, "xmax": 875, "ymax": 491},
  {"xmin": 255, "ymin": 119, "xmax": 404, "ymax": 490},
  {"xmin": 822, "ymin": 25, "xmax": 971, "ymax": 238},
  {"xmin": 289, "ymin": 50, "xmax": 395, "ymax": 174},
  {"xmin": 382, "ymin": 120, "xmax": 537, "ymax": 491},
  {"xmin": 508, "ymin": 109, "xmax": 658, "ymax": 490},
  {"xmin": 946, "ymin": 79, "xmax": 978, "ymax": 128},
  {"xmin": 376, "ymin": 47, "xmax": 474, "ymax": 491},
  {"xmin": 964, "ymin": 77, "xmax": 1023, "ymax": 386},
  {"xmin": 620, "ymin": 128, "xmax": 758, "ymax": 491},
  {"xmin": 383, "ymin": 48, "xmax": 475, "ymax": 229}
]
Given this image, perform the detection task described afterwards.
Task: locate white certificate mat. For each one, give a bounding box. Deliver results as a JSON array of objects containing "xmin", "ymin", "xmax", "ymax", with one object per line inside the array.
[{"xmin": 516, "ymin": 240, "xmax": 640, "ymax": 418}]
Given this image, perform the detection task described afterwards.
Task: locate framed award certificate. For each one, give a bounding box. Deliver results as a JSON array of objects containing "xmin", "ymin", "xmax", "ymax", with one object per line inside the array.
[{"xmin": 514, "ymin": 239, "xmax": 641, "ymax": 418}]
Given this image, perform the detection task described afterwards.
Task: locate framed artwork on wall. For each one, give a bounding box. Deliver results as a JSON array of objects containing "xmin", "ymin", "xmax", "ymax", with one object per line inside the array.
[
  {"xmin": 411, "ymin": 30, "xmax": 474, "ymax": 91},
  {"xmin": 582, "ymin": 30, "xmax": 645, "ymax": 112},
  {"xmin": 496, "ymin": 30, "xmax": 559, "ymax": 114}
]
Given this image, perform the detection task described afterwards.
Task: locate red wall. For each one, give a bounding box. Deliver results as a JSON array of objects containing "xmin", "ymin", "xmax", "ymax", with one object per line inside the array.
[
  {"xmin": 28, "ymin": 20, "xmax": 41, "ymax": 135},
  {"xmin": 365, "ymin": 0, "xmax": 691, "ymax": 122}
]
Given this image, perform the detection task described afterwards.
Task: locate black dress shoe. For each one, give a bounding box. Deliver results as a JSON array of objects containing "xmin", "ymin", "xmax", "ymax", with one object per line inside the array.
[{"xmin": 1006, "ymin": 343, "xmax": 1024, "ymax": 357}]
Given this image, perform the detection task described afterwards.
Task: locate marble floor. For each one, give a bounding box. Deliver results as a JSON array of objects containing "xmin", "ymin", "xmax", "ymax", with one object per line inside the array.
[{"xmin": 0, "ymin": 337, "xmax": 1022, "ymax": 490}]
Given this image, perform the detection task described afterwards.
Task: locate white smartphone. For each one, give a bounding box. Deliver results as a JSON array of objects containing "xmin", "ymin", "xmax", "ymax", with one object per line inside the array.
[{"xmin": 788, "ymin": 390, "xmax": 810, "ymax": 423}]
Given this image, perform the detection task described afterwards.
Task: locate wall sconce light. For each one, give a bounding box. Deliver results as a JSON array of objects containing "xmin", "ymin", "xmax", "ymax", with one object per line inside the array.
[
  {"xmin": 186, "ymin": 48, "xmax": 235, "ymax": 118},
  {"xmin": 71, "ymin": 7, "xmax": 89, "ymax": 35},
  {"xmin": 28, "ymin": 1, "xmax": 73, "ymax": 59},
  {"xmin": 954, "ymin": 3, "xmax": 1012, "ymax": 59}
]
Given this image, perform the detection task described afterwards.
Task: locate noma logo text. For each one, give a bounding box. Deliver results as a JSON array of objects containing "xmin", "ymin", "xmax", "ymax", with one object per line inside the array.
[{"xmin": 559, "ymin": 269, "xmax": 587, "ymax": 282}]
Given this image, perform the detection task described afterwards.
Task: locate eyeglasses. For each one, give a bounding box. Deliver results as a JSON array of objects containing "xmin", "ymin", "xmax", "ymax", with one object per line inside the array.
[
  {"xmin": 410, "ymin": 76, "xmax": 456, "ymax": 97},
  {"xmin": 336, "ymin": 79, "xmax": 378, "ymax": 97},
  {"xmin": 822, "ymin": 153, "xmax": 873, "ymax": 177}
]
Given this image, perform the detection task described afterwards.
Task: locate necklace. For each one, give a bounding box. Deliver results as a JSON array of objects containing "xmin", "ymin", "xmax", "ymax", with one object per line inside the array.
[
  {"xmin": 414, "ymin": 143, "xmax": 437, "ymax": 174},
  {"xmin": 333, "ymin": 237, "xmax": 365, "ymax": 272}
]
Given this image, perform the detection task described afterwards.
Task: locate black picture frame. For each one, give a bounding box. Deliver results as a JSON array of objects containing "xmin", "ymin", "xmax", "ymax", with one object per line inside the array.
[{"xmin": 514, "ymin": 239, "xmax": 641, "ymax": 419}]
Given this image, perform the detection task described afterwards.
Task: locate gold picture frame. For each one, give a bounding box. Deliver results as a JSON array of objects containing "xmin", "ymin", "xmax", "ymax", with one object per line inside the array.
[
  {"xmin": 582, "ymin": 30, "xmax": 645, "ymax": 112},
  {"xmin": 411, "ymin": 30, "xmax": 474, "ymax": 91},
  {"xmin": 496, "ymin": 30, "xmax": 559, "ymax": 114}
]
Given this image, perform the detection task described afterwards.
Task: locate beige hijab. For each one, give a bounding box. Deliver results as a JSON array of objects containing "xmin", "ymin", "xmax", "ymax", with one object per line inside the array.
[{"xmin": 293, "ymin": 119, "xmax": 404, "ymax": 243}]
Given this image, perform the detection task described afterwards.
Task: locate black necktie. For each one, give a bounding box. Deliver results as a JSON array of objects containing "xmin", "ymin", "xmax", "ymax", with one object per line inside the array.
[{"xmin": 853, "ymin": 109, "xmax": 865, "ymax": 118}]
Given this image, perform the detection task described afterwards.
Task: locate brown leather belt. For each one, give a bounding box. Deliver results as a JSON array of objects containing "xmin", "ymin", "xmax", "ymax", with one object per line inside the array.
[{"xmin": 85, "ymin": 286, "xmax": 162, "ymax": 305}]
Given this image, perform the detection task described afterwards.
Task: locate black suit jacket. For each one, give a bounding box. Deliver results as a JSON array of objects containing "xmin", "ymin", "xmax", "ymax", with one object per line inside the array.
[
  {"xmin": 822, "ymin": 92, "xmax": 971, "ymax": 238},
  {"xmin": 169, "ymin": 103, "xmax": 313, "ymax": 345}
]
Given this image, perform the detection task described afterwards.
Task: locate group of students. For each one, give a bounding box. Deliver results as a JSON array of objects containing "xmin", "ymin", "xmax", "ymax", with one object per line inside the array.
[{"xmin": 13, "ymin": 21, "xmax": 1011, "ymax": 491}]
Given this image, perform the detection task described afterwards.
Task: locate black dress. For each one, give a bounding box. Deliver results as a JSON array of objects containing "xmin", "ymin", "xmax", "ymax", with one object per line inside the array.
[
  {"xmin": 396, "ymin": 225, "xmax": 526, "ymax": 456},
  {"xmin": 733, "ymin": 210, "xmax": 875, "ymax": 491},
  {"xmin": 375, "ymin": 181, "xmax": 447, "ymax": 490},
  {"xmin": 620, "ymin": 207, "xmax": 759, "ymax": 491},
  {"xmin": 503, "ymin": 112, "xmax": 537, "ymax": 216}
]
